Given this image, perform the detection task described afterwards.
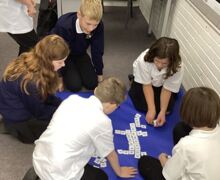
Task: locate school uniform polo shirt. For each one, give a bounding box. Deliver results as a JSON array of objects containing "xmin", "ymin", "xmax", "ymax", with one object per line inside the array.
[
  {"xmin": 163, "ymin": 125, "xmax": 220, "ymax": 180},
  {"xmin": 33, "ymin": 95, "xmax": 114, "ymax": 180},
  {"xmin": 0, "ymin": 0, "xmax": 33, "ymax": 33},
  {"xmin": 133, "ymin": 49, "xmax": 184, "ymax": 93}
]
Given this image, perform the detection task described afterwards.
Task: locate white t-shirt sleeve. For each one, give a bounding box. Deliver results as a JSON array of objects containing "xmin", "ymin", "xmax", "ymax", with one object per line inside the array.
[
  {"xmin": 0, "ymin": 0, "xmax": 33, "ymax": 33},
  {"xmin": 163, "ymin": 64, "xmax": 184, "ymax": 93},
  {"xmin": 91, "ymin": 121, "xmax": 114, "ymax": 158},
  {"xmin": 162, "ymin": 140, "xmax": 186, "ymax": 180},
  {"xmin": 133, "ymin": 49, "xmax": 152, "ymax": 85}
]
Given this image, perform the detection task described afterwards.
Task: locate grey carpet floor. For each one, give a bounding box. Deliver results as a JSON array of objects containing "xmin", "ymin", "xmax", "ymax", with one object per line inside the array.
[{"xmin": 0, "ymin": 6, "xmax": 155, "ymax": 180}]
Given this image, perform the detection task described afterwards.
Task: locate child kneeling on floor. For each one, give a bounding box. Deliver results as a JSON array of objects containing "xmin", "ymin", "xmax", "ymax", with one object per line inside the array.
[
  {"xmin": 33, "ymin": 77, "xmax": 137, "ymax": 180},
  {"xmin": 129, "ymin": 37, "xmax": 184, "ymax": 127}
]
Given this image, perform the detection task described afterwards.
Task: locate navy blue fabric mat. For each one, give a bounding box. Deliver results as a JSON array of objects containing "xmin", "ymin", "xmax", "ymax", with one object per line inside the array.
[{"xmin": 56, "ymin": 89, "xmax": 184, "ymax": 180}]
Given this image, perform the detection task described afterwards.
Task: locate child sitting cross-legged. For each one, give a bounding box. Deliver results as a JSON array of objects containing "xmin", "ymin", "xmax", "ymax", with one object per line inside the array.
[{"xmin": 138, "ymin": 87, "xmax": 220, "ymax": 180}]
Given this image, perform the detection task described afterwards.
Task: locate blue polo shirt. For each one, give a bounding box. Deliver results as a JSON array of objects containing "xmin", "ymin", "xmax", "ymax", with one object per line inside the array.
[{"xmin": 50, "ymin": 12, "xmax": 104, "ymax": 75}]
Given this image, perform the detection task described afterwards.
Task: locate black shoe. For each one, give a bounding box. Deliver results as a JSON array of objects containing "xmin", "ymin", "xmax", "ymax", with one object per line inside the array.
[
  {"xmin": 0, "ymin": 118, "xmax": 9, "ymax": 134},
  {"xmin": 23, "ymin": 167, "xmax": 40, "ymax": 180},
  {"xmin": 128, "ymin": 74, "xmax": 134, "ymax": 82}
]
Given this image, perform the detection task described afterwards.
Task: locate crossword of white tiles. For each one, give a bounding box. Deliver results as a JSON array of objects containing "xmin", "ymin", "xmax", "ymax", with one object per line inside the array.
[
  {"xmin": 115, "ymin": 113, "xmax": 148, "ymax": 159},
  {"xmin": 92, "ymin": 113, "xmax": 148, "ymax": 167}
]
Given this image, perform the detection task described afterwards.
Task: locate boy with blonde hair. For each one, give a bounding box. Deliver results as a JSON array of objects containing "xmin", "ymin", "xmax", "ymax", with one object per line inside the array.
[
  {"xmin": 33, "ymin": 77, "xmax": 137, "ymax": 179},
  {"xmin": 51, "ymin": 0, "xmax": 104, "ymax": 92},
  {"xmin": 80, "ymin": 0, "xmax": 103, "ymax": 21}
]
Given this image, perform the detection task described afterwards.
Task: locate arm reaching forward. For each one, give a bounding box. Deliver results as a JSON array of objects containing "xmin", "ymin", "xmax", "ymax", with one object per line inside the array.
[{"xmin": 107, "ymin": 150, "xmax": 137, "ymax": 178}]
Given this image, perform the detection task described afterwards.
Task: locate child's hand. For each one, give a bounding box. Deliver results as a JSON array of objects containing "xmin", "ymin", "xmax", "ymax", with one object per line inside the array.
[
  {"xmin": 98, "ymin": 75, "xmax": 103, "ymax": 83},
  {"xmin": 118, "ymin": 167, "xmax": 137, "ymax": 178},
  {"xmin": 155, "ymin": 111, "xmax": 166, "ymax": 127},
  {"xmin": 146, "ymin": 110, "xmax": 156, "ymax": 124},
  {"xmin": 27, "ymin": 3, "xmax": 36, "ymax": 17},
  {"xmin": 58, "ymin": 77, "xmax": 64, "ymax": 92},
  {"xmin": 158, "ymin": 153, "xmax": 169, "ymax": 167}
]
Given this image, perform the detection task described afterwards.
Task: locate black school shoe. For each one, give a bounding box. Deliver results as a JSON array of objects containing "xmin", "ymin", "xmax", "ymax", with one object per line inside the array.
[
  {"xmin": 23, "ymin": 167, "xmax": 40, "ymax": 180},
  {"xmin": 0, "ymin": 117, "xmax": 9, "ymax": 134}
]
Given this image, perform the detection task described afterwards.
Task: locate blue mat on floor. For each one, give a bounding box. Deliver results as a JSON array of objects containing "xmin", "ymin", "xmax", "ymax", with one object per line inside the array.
[{"xmin": 56, "ymin": 89, "xmax": 184, "ymax": 180}]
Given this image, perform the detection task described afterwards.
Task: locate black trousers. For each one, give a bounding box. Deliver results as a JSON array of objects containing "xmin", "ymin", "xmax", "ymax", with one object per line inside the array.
[
  {"xmin": 4, "ymin": 118, "xmax": 49, "ymax": 144},
  {"xmin": 37, "ymin": 0, "xmax": 57, "ymax": 38},
  {"xmin": 138, "ymin": 156, "xmax": 165, "ymax": 180},
  {"xmin": 62, "ymin": 53, "xmax": 98, "ymax": 92},
  {"xmin": 128, "ymin": 81, "xmax": 176, "ymax": 114},
  {"xmin": 81, "ymin": 164, "xmax": 108, "ymax": 180},
  {"xmin": 23, "ymin": 164, "xmax": 108, "ymax": 180},
  {"xmin": 173, "ymin": 121, "xmax": 192, "ymax": 145},
  {"xmin": 8, "ymin": 29, "xmax": 38, "ymax": 55}
]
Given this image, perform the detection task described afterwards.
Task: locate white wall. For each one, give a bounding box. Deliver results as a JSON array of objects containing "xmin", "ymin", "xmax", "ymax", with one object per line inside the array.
[
  {"xmin": 169, "ymin": 0, "xmax": 220, "ymax": 95},
  {"xmin": 139, "ymin": 0, "xmax": 220, "ymax": 95}
]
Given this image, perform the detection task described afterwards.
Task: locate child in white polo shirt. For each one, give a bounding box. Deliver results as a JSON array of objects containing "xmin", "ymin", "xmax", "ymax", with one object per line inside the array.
[
  {"xmin": 138, "ymin": 87, "xmax": 220, "ymax": 180},
  {"xmin": 33, "ymin": 77, "xmax": 137, "ymax": 180},
  {"xmin": 129, "ymin": 37, "xmax": 184, "ymax": 127}
]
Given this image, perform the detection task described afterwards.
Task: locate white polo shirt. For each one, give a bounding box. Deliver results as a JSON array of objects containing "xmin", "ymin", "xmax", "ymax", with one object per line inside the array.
[
  {"xmin": 33, "ymin": 95, "xmax": 114, "ymax": 180},
  {"xmin": 163, "ymin": 125, "xmax": 220, "ymax": 180},
  {"xmin": 0, "ymin": 0, "xmax": 33, "ymax": 33},
  {"xmin": 133, "ymin": 49, "xmax": 184, "ymax": 93}
]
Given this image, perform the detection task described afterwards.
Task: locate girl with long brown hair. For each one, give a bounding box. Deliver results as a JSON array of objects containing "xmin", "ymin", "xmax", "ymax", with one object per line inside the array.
[
  {"xmin": 129, "ymin": 37, "xmax": 184, "ymax": 127},
  {"xmin": 0, "ymin": 34, "xmax": 69, "ymax": 143}
]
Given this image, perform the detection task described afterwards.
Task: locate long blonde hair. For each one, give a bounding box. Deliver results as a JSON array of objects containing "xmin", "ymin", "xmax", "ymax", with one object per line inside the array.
[{"xmin": 3, "ymin": 35, "xmax": 69, "ymax": 100}]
